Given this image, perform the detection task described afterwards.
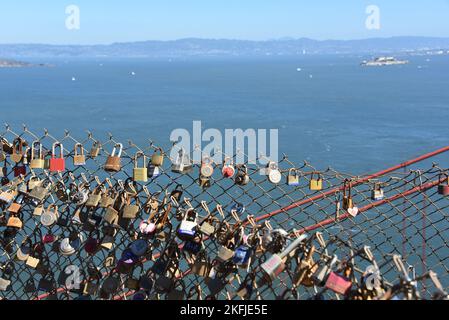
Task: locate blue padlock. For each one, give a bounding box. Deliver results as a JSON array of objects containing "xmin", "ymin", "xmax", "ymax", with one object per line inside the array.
[{"xmin": 233, "ymin": 245, "xmax": 252, "ymax": 266}]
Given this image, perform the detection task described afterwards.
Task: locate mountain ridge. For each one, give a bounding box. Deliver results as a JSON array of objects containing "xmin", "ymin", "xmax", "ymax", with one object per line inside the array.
[{"xmin": 1, "ymin": 36, "xmax": 449, "ymax": 58}]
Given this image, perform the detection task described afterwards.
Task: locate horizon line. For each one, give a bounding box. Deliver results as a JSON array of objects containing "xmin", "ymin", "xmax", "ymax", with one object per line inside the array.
[{"xmin": 1, "ymin": 35, "xmax": 448, "ymax": 47}]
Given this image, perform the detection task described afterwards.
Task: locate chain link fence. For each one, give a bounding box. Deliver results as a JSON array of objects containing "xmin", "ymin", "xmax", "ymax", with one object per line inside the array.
[{"xmin": 0, "ymin": 125, "xmax": 448, "ymax": 300}]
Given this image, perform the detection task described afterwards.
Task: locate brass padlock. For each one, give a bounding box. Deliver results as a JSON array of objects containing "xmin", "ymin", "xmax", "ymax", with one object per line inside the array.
[
  {"xmin": 90, "ymin": 140, "xmax": 101, "ymax": 158},
  {"xmin": 104, "ymin": 206, "xmax": 119, "ymax": 225},
  {"xmin": 151, "ymin": 148, "xmax": 164, "ymax": 167},
  {"xmin": 7, "ymin": 216, "xmax": 23, "ymax": 229},
  {"xmin": 86, "ymin": 186, "xmax": 104, "ymax": 208},
  {"xmin": 133, "ymin": 151, "xmax": 148, "ymax": 182},
  {"xmin": 99, "ymin": 187, "xmax": 118, "ymax": 208},
  {"xmin": 10, "ymin": 138, "xmax": 24, "ymax": 163},
  {"xmin": 309, "ymin": 172, "xmax": 323, "ymax": 191},
  {"xmin": 104, "ymin": 143, "xmax": 123, "ymax": 173},
  {"xmin": 30, "ymin": 141, "xmax": 45, "ymax": 169},
  {"xmin": 73, "ymin": 143, "xmax": 86, "ymax": 166},
  {"xmin": 122, "ymin": 195, "xmax": 140, "ymax": 219},
  {"xmin": 287, "ymin": 168, "xmax": 300, "ymax": 186}
]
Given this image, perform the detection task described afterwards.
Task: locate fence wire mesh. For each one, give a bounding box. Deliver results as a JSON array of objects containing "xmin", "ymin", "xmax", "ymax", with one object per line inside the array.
[{"xmin": 0, "ymin": 125, "xmax": 448, "ymax": 300}]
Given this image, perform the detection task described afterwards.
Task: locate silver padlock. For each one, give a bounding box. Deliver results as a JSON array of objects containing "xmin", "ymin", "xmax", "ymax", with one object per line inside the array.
[{"xmin": 261, "ymin": 234, "xmax": 308, "ymax": 282}]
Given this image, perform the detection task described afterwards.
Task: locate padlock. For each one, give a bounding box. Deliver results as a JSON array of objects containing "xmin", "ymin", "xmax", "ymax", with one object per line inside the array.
[
  {"xmin": 49, "ymin": 142, "xmax": 65, "ymax": 172},
  {"xmin": 104, "ymin": 206, "xmax": 119, "ymax": 225},
  {"xmin": 438, "ymin": 173, "xmax": 449, "ymax": 196},
  {"xmin": 147, "ymin": 163, "xmax": 161, "ymax": 178},
  {"xmin": 312, "ymin": 254, "xmax": 338, "ymax": 286},
  {"xmin": 90, "ymin": 140, "xmax": 101, "ymax": 158},
  {"xmin": 10, "ymin": 138, "xmax": 24, "ymax": 163},
  {"xmin": 177, "ymin": 208, "xmax": 198, "ymax": 241},
  {"xmin": 16, "ymin": 237, "xmax": 32, "ymax": 262},
  {"xmin": 183, "ymin": 240, "xmax": 202, "ymax": 255},
  {"xmin": 27, "ymin": 176, "xmax": 42, "ymax": 190},
  {"xmin": 342, "ymin": 179, "xmax": 354, "ymax": 210},
  {"xmin": 233, "ymin": 245, "xmax": 252, "ymax": 266},
  {"xmin": 70, "ymin": 183, "xmax": 89, "ymax": 206},
  {"xmin": 7, "ymin": 202, "xmax": 22, "ymax": 214},
  {"xmin": 267, "ymin": 161, "xmax": 282, "ymax": 184},
  {"xmin": 86, "ymin": 186, "xmax": 103, "ymax": 208},
  {"xmin": 293, "ymin": 245, "xmax": 318, "ymax": 287},
  {"xmin": 133, "ymin": 151, "xmax": 148, "ymax": 182},
  {"xmin": 371, "ymin": 182, "xmax": 385, "ymax": 200},
  {"xmin": 261, "ymin": 234, "xmax": 308, "ymax": 282},
  {"xmin": 191, "ymin": 251, "xmax": 211, "ymax": 277},
  {"xmin": 0, "ymin": 189, "xmax": 17, "ymax": 204},
  {"xmin": 235, "ymin": 165, "xmax": 250, "ymax": 186},
  {"xmin": 13, "ymin": 164, "xmax": 26, "ymax": 177},
  {"xmin": 40, "ymin": 204, "xmax": 59, "ymax": 227},
  {"xmin": 28, "ymin": 180, "xmax": 51, "ymax": 203},
  {"xmin": 0, "ymin": 278, "xmax": 11, "ymax": 292},
  {"xmin": 43, "ymin": 152, "xmax": 51, "ymax": 170},
  {"xmin": 122, "ymin": 194, "xmax": 140, "ymax": 219},
  {"xmin": 309, "ymin": 172, "xmax": 323, "ymax": 191},
  {"xmin": 104, "ymin": 143, "xmax": 123, "ymax": 173},
  {"xmin": 99, "ymin": 187, "xmax": 118, "ymax": 208},
  {"xmin": 325, "ymin": 271, "xmax": 352, "ymax": 295},
  {"xmin": 222, "ymin": 157, "xmax": 235, "ymax": 178},
  {"xmin": 199, "ymin": 217, "xmax": 216, "ymax": 237},
  {"xmin": 151, "ymin": 148, "xmax": 164, "ymax": 167},
  {"xmin": 217, "ymin": 242, "xmax": 236, "ymax": 262},
  {"xmin": 73, "ymin": 143, "xmax": 86, "ymax": 166},
  {"xmin": 30, "ymin": 141, "xmax": 45, "ymax": 169},
  {"xmin": 7, "ymin": 216, "xmax": 23, "ymax": 229},
  {"xmin": 287, "ymin": 168, "xmax": 300, "ymax": 186},
  {"xmin": 200, "ymin": 156, "xmax": 214, "ymax": 178}
]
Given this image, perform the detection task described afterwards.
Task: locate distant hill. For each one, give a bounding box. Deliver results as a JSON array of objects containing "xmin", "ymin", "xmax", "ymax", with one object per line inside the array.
[{"xmin": 1, "ymin": 37, "xmax": 449, "ymax": 58}]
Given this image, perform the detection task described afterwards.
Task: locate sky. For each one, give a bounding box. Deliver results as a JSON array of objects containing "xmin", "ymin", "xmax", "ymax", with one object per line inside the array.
[{"xmin": 1, "ymin": 0, "xmax": 449, "ymax": 44}]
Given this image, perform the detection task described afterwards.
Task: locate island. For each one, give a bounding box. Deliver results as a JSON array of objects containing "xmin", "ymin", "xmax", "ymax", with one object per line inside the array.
[
  {"xmin": 0, "ymin": 59, "xmax": 49, "ymax": 68},
  {"xmin": 361, "ymin": 56, "xmax": 409, "ymax": 66}
]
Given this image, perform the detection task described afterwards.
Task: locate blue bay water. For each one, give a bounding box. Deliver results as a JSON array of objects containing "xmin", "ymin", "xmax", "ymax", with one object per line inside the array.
[{"xmin": 0, "ymin": 55, "xmax": 448, "ymax": 173}]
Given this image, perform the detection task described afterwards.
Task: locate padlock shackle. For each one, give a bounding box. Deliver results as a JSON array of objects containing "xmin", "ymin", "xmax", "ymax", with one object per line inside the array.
[
  {"xmin": 310, "ymin": 171, "xmax": 322, "ymax": 180},
  {"xmin": 31, "ymin": 141, "xmax": 43, "ymax": 160},
  {"xmin": 51, "ymin": 142, "xmax": 64, "ymax": 158},
  {"xmin": 134, "ymin": 151, "xmax": 146, "ymax": 168},
  {"xmin": 13, "ymin": 137, "xmax": 24, "ymax": 153},
  {"xmin": 111, "ymin": 143, "xmax": 123, "ymax": 157},
  {"xmin": 343, "ymin": 179, "xmax": 352, "ymax": 197},
  {"xmin": 74, "ymin": 143, "xmax": 84, "ymax": 156}
]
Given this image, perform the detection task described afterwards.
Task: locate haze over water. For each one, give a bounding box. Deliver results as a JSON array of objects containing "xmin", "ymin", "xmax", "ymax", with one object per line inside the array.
[{"xmin": 1, "ymin": 54, "xmax": 448, "ymax": 173}]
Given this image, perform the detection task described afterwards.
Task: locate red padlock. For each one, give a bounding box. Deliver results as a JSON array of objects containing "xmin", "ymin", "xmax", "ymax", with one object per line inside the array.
[
  {"xmin": 222, "ymin": 157, "xmax": 235, "ymax": 178},
  {"xmin": 14, "ymin": 165, "xmax": 26, "ymax": 177},
  {"xmin": 438, "ymin": 173, "xmax": 449, "ymax": 196},
  {"xmin": 325, "ymin": 271, "xmax": 352, "ymax": 295},
  {"xmin": 49, "ymin": 142, "xmax": 65, "ymax": 172}
]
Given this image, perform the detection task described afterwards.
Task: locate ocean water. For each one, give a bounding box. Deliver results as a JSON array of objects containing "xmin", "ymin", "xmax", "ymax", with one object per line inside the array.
[{"xmin": 0, "ymin": 55, "xmax": 448, "ymax": 173}]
